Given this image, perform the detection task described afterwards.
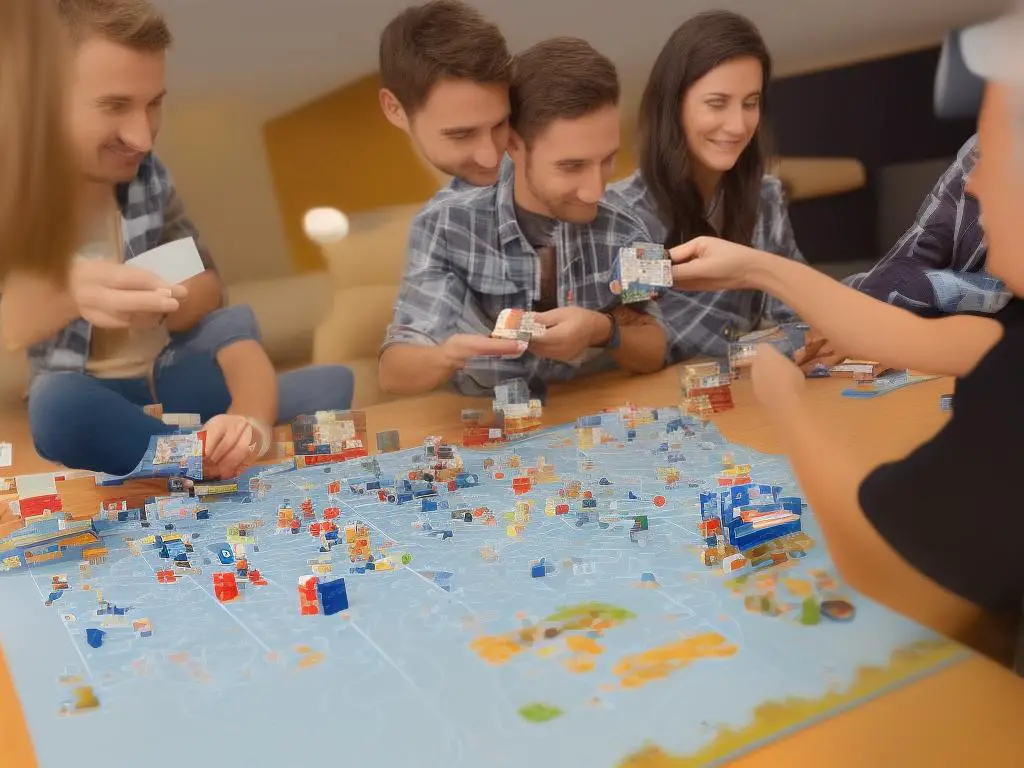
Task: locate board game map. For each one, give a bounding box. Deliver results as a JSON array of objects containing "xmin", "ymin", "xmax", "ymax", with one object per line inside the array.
[{"xmin": 0, "ymin": 406, "xmax": 965, "ymax": 768}]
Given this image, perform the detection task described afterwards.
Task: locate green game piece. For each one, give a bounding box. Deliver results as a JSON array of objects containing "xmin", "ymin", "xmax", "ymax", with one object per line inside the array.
[
  {"xmin": 518, "ymin": 702, "xmax": 564, "ymax": 723},
  {"xmin": 799, "ymin": 597, "xmax": 821, "ymax": 626},
  {"xmin": 401, "ymin": 552, "xmax": 412, "ymax": 565}
]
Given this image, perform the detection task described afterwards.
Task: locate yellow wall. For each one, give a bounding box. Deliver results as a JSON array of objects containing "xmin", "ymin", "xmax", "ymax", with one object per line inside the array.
[
  {"xmin": 263, "ymin": 72, "xmax": 641, "ymax": 272},
  {"xmin": 159, "ymin": 99, "xmax": 292, "ymax": 284},
  {"xmin": 264, "ymin": 74, "xmax": 442, "ymax": 272}
]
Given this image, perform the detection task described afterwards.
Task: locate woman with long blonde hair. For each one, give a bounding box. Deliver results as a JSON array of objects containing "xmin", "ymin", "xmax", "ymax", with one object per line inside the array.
[{"xmin": 0, "ymin": 0, "xmax": 79, "ymax": 280}]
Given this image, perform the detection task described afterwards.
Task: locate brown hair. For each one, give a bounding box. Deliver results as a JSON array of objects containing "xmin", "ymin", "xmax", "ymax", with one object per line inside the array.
[
  {"xmin": 638, "ymin": 11, "xmax": 772, "ymax": 247},
  {"xmin": 0, "ymin": 0, "xmax": 79, "ymax": 283},
  {"xmin": 379, "ymin": 0, "xmax": 510, "ymax": 115},
  {"xmin": 511, "ymin": 37, "xmax": 620, "ymax": 146},
  {"xmin": 57, "ymin": 0, "xmax": 172, "ymax": 50}
]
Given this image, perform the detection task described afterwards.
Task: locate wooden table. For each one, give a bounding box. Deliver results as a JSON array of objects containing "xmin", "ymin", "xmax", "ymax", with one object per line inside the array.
[{"xmin": 2, "ymin": 369, "xmax": 1023, "ymax": 766}]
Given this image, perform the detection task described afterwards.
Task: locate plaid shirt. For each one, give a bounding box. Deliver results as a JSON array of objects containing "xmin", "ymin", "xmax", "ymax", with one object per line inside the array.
[
  {"xmin": 26, "ymin": 154, "xmax": 215, "ymax": 378},
  {"xmin": 845, "ymin": 135, "xmax": 1010, "ymax": 316},
  {"xmin": 383, "ymin": 157, "xmax": 660, "ymax": 395},
  {"xmin": 608, "ymin": 171, "xmax": 804, "ymax": 363}
]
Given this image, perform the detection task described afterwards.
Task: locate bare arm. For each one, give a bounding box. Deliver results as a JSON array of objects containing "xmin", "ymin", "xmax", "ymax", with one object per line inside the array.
[
  {"xmin": 606, "ymin": 305, "xmax": 667, "ymax": 375},
  {"xmin": 766, "ymin": 398, "xmax": 986, "ymax": 636},
  {"xmin": 0, "ymin": 272, "xmax": 78, "ymax": 350},
  {"xmin": 166, "ymin": 269, "xmax": 223, "ymax": 333},
  {"xmin": 671, "ymin": 238, "xmax": 1003, "ymax": 378},
  {"xmin": 749, "ymin": 255, "xmax": 1002, "ymax": 376},
  {"xmin": 379, "ymin": 344, "xmax": 457, "ymax": 396},
  {"xmin": 0, "ymin": 260, "xmax": 182, "ymax": 351}
]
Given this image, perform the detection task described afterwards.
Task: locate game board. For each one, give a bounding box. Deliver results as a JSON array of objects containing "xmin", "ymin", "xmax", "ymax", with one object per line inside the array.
[
  {"xmin": 0, "ymin": 407, "xmax": 965, "ymax": 768},
  {"xmin": 840, "ymin": 371, "xmax": 941, "ymax": 398}
]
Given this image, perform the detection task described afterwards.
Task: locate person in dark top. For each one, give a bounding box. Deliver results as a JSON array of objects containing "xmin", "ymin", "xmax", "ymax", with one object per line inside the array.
[{"xmin": 668, "ymin": 7, "xmax": 1024, "ymax": 672}]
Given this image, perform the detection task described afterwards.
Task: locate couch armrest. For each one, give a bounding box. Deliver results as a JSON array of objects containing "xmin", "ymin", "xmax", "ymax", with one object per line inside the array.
[
  {"xmin": 227, "ymin": 271, "xmax": 332, "ymax": 368},
  {"xmin": 774, "ymin": 157, "xmax": 867, "ymax": 201}
]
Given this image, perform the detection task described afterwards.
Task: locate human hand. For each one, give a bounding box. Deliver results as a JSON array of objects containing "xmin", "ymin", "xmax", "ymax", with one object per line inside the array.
[
  {"xmin": 529, "ymin": 307, "xmax": 607, "ymax": 362},
  {"xmin": 441, "ymin": 334, "xmax": 527, "ymax": 369},
  {"xmin": 751, "ymin": 343, "xmax": 807, "ymax": 415},
  {"xmin": 794, "ymin": 327, "xmax": 846, "ymax": 374},
  {"xmin": 202, "ymin": 414, "xmax": 256, "ymax": 480},
  {"xmin": 669, "ymin": 236, "xmax": 765, "ymax": 291},
  {"xmin": 70, "ymin": 257, "xmax": 187, "ymax": 329}
]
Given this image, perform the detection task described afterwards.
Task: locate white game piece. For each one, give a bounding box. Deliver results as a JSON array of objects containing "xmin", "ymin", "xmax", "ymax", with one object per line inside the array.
[{"xmin": 303, "ymin": 208, "xmax": 350, "ymax": 243}]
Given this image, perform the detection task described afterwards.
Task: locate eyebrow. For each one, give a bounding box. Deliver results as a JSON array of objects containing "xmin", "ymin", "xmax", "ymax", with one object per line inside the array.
[
  {"xmin": 705, "ymin": 91, "xmax": 762, "ymax": 99},
  {"xmin": 95, "ymin": 89, "xmax": 167, "ymax": 106}
]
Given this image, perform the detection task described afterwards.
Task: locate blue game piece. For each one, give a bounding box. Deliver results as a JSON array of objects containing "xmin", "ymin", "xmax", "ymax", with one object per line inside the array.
[
  {"xmin": 213, "ymin": 546, "xmax": 234, "ymax": 565},
  {"xmin": 157, "ymin": 545, "xmax": 169, "ymax": 559},
  {"xmin": 531, "ymin": 559, "xmax": 546, "ymax": 578},
  {"xmin": 316, "ymin": 578, "xmax": 349, "ymax": 615},
  {"xmin": 86, "ymin": 628, "xmax": 106, "ymax": 648},
  {"xmin": 640, "ymin": 572, "xmax": 656, "ymax": 583}
]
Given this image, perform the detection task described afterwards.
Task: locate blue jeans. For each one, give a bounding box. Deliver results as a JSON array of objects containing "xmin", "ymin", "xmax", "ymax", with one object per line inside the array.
[{"xmin": 29, "ymin": 305, "xmax": 354, "ymax": 476}]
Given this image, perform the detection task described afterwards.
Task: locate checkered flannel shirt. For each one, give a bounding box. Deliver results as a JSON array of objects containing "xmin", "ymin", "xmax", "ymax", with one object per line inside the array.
[
  {"xmin": 25, "ymin": 154, "xmax": 216, "ymax": 379},
  {"xmin": 383, "ymin": 157, "xmax": 662, "ymax": 395},
  {"xmin": 608, "ymin": 170, "xmax": 804, "ymax": 363},
  {"xmin": 845, "ymin": 135, "xmax": 1010, "ymax": 316}
]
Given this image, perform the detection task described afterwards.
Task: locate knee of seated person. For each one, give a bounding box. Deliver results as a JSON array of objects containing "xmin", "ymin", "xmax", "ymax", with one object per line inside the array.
[
  {"xmin": 173, "ymin": 303, "xmax": 262, "ymax": 351},
  {"xmin": 28, "ymin": 373, "xmax": 87, "ymax": 459}
]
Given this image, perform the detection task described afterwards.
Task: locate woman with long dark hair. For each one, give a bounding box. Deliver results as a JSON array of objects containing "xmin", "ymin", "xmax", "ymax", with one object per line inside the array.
[{"xmin": 610, "ymin": 11, "xmax": 806, "ymax": 362}]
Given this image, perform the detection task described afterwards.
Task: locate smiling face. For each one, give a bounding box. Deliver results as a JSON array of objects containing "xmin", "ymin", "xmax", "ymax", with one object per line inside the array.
[
  {"xmin": 70, "ymin": 36, "xmax": 165, "ymax": 184},
  {"xmin": 681, "ymin": 56, "xmax": 763, "ymax": 178},
  {"xmin": 509, "ymin": 104, "xmax": 620, "ymax": 224},
  {"xmin": 381, "ymin": 78, "xmax": 510, "ymax": 187}
]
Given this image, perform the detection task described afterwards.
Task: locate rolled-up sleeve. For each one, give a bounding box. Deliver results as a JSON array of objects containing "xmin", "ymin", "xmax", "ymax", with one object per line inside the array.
[{"xmin": 382, "ymin": 204, "xmax": 467, "ymax": 351}]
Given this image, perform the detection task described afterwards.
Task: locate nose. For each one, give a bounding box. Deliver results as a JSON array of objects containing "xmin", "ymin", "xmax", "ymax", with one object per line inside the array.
[
  {"xmin": 120, "ymin": 111, "xmax": 154, "ymax": 153},
  {"xmin": 473, "ymin": 140, "xmax": 499, "ymax": 169},
  {"xmin": 724, "ymin": 105, "xmax": 747, "ymax": 136},
  {"xmin": 577, "ymin": 168, "xmax": 605, "ymax": 204}
]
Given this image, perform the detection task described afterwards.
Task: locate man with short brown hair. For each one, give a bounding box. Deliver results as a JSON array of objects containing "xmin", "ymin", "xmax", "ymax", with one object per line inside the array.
[
  {"xmin": 379, "ymin": 38, "xmax": 668, "ymax": 397},
  {"xmin": 378, "ymin": 0, "xmax": 512, "ymax": 187},
  {"xmin": 0, "ymin": 0, "xmax": 354, "ymax": 479}
]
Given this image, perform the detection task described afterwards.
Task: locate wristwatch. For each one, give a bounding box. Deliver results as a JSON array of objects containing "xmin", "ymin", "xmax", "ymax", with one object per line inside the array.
[{"xmin": 599, "ymin": 311, "xmax": 621, "ymax": 350}]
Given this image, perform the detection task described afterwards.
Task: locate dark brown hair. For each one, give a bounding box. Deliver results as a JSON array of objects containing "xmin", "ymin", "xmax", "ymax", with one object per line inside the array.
[
  {"xmin": 511, "ymin": 37, "xmax": 620, "ymax": 146},
  {"xmin": 638, "ymin": 11, "xmax": 772, "ymax": 247},
  {"xmin": 0, "ymin": 0, "xmax": 78, "ymax": 283},
  {"xmin": 57, "ymin": 0, "xmax": 172, "ymax": 50},
  {"xmin": 379, "ymin": 0, "xmax": 511, "ymax": 115}
]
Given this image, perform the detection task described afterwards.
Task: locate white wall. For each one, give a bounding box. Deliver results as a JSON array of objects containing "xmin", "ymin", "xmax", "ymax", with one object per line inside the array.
[{"xmin": 156, "ymin": 99, "xmax": 292, "ymax": 284}]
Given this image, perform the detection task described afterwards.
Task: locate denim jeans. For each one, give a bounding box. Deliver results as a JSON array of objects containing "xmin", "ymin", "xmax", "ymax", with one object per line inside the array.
[{"xmin": 28, "ymin": 305, "xmax": 354, "ymax": 476}]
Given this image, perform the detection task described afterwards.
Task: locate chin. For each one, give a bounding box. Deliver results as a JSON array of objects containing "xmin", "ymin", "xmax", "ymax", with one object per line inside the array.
[
  {"xmin": 460, "ymin": 168, "xmax": 500, "ymax": 187},
  {"xmin": 557, "ymin": 206, "xmax": 599, "ymax": 225}
]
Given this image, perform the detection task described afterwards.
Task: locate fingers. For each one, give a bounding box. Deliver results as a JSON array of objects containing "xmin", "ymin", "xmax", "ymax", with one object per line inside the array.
[
  {"xmin": 103, "ymin": 262, "xmax": 176, "ymax": 292},
  {"xmin": 668, "ymin": 240, "xmax": 702, "ymax": 264},
  {"xmin": 209, "ymin": 420, "xmax": 249, "ymax": 466},
  {"xmin": 202, "ymin": 421, "xmax": 226, "ymax": 466},
  {"xmin": 102, "ymin": 286, "xmax": 181, "ymax": 316},
  {"xmin": 461, "ymin": 336, "xmax": 524, "ymax": 358}
]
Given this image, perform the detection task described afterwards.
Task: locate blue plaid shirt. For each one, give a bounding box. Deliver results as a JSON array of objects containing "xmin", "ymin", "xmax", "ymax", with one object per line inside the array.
[
  {"xmin": 845, "ymin": 135, "xmax": 1010, "ymax": 316},
  {"xmin": 26, "ymin": 154, "xmax": 215, "ymax": 378},
  {"xmin": 383, "ymin": 158, "xmax": 661, "ymax": 395},
  {"xmin": 608, "ymin": 171, "xmax": 804, "ymax": 363}
]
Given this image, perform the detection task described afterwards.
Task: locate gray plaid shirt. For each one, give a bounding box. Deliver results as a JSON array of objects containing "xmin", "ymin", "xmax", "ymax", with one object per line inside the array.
[
  {"xmin": 26, "ymin": 154, "xmax": 215, "ymax": 378},
  {"xmin": 383, "ymin": 158, "xmax": 660, "ymax": 395},
  {"xmin": 608, "ymin": 171, "xmax": 804, "ymax": 363}
]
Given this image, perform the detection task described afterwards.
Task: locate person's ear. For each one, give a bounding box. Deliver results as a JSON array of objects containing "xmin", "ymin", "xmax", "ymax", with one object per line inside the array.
[{"xmin": 379, "ymin": 88, "xmax": 409, "ymax": 131}]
